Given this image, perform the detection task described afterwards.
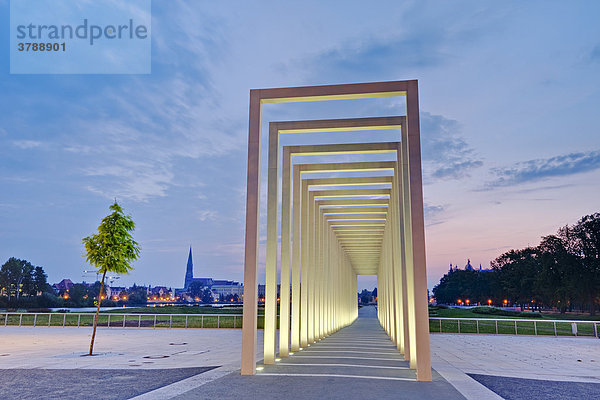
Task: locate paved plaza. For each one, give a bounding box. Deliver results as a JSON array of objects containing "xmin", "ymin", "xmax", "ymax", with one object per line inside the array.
[
  {"xmin": 184, "ymin": 306, "xmax": 463, "ymax": 400},
  {"xmin": 1, "ymin": 307, "xmax": 599, "ymax": 399}
]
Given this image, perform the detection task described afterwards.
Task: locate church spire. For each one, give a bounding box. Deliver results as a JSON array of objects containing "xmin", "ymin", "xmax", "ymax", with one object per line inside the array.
[{"xmin": 184, "ymin": 246, "xmax": 194, "ymax": 289}]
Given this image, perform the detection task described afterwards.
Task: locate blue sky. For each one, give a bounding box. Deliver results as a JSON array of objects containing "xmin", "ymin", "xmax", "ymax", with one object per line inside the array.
[{"xmin": 1, "ymin": 0, "xmax": 599, "ymax": 291}]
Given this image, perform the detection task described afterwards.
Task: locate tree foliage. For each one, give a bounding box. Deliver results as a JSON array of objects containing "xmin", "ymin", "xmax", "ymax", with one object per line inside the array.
[
  {"xmin": 433, "ymin": 212, "xmax": 600, "ymax": 315},
  {"xmin": 0, "ymin": 258, "xmax": 58, "ymax": 308},
  {"xmin": 83, "ymin": 202, "xmax": 140, "ymax": 276},
  {"xmin": 201, "ymin": 287, "xmax": 213, "ymax": 303},
  {"xmin": 360, "ymin": 289, "xmax": 373, "ymax": 304},
  {"xmin": 127, "ymin": 284, "xmax": 148, "ymax": 305},
  {"xmin": 188, "ymin": 281, "xmax": 204, "ymax": 298},
  {"xmin": 83, "ymin": 202, "xmax": 140, "ymax": 355},
  {"xmin": 0, "ymin": 257, "xmax": 48, "ymax": 298}
]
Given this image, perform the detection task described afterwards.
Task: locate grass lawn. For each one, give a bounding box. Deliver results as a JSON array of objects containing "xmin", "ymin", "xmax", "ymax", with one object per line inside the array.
[
  {"xmin": 429, "ymin": 305, "xmax": 600, "ymax": 321},
  {"xmin": 105, "ymin": 305, "xmax": 248, "ymax": 315},
  {"xmin": 429, "ymin": 305, "xmax": 599, "ymax": 337},
  {"xmin": 429, "ymin": 306, "xmax": 540, "ymax": 319}
]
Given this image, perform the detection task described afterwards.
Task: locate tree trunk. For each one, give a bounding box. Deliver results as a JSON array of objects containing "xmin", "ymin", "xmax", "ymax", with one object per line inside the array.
[
  {"xmin": 590, "ymin": 294, "xmax": 596, "ymax": 316},
  {"xmin": 89, "ymin": 271, "xmax": 106, "ymax": 356}
]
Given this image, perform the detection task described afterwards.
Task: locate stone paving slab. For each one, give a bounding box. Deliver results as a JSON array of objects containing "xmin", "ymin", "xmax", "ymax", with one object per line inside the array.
[
  {"xmin": 172, "ymin": 371, "xmax": 465, "ymax": 400},
  {"xmin": 469, "ymin": 373, "xmax": 600, "ymax": 400},
  {"xmin": 430, "ymin": 333, "xmax": 600, "ymax": 383},
  {"xmin": 0, "ymin": 367, "xmax": 216, "ymax": 400},
  {"xmin": 0, "ymin": 326, "xmax": 262, "ymax": 399},
  {"xmin": 0, "ymin": 327, "xmax": 257, "ymax": 370}
]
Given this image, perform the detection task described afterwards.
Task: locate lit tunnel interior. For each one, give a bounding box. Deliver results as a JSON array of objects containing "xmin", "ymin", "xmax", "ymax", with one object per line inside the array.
[{"xmin": 241, "ymin": 81, "xmax": 432, "ymax": 382}]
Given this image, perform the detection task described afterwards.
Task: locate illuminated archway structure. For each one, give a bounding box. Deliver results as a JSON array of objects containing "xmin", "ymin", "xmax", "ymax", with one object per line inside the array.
[{"xmin": 241, "ymin": 81, "xmax": 432, "ymax": 381}]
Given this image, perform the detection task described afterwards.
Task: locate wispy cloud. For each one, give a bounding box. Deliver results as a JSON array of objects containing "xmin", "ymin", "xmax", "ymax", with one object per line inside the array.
[
  {"xmin": 305, "ymin": 34, "xmax": 446, "ymax": 81},
  {"xmin": 515, "ymin": 183, "xmax": 575, "ymax": 194},
  {"xmin": 424, "ymin": 202, "xmax": 446, "ymax": 227},
  {"xmin": 83, "ymin": 161, "xmax": 175, "ymax": 202},
  {"xmin": 12, "ymin": 140, "xmax": 43, "ymax": 149},
  {"xmin": 63, "ymin": 145, "xmax": 93, "ymax": 154},
  {"xmin": 197, "ymin": 210, "xmax": 218, "ymax": 221},
  {"xmin": 420, "ymin": 112, "xmax": 483, "ymax": 181},
  {"xmin": 64, "ymin": 74, "xmax": 246, "ymax": 202},
  {"xmin": 424, "ymin": 203, "xmax": 444, "ymax": 219},
  {"xmin": 487, "ymin": 150, "xmax": 600, "ymax": 187},
  {"xmin": 290, "ymin": 4, "xmax": 499, "ymax": 83},
  {"xmin": 424, "ymin": 203, "xmax": 445, "ymax": 223}
]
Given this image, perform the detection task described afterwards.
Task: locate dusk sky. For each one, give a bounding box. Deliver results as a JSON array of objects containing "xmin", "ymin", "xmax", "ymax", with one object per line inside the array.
[{"xmin": 1, "ymin": 1, "xmax": 599, "ymax": 292}]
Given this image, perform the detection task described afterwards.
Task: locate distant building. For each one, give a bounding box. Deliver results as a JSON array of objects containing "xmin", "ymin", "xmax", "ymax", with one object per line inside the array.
[
  {"xmin": 148, "ymin": 286, "xmax": 173, "ymax": 299},
  {"xmin": 465, "ymin": 259, "xmax": 475, "ymax": 271},
  {"xmin": 184, "ymin": 246, "xmax": 194, "ymax": 289},
  {"xmin": 53, "ymin": 279, "xmax": 74, "ymax": 293},
  {"xmin": 258, "ymin": 284, "xmax": 280, "ymax": 298},
  {"xmin": 181, "ymin": 247, "xmax": 243, "ymax": 299},
  {"xmin": 448, "ymin": 260, "xmax": 492, "ymax": 273},
  {"xmin": 106, "ymin": 286, "xmax": 126, "ymax": 299},
  {"xmin": 211, "ymin": 280, "xmax": 243, "ymax": 298},
  {"xmin": 184, "ymin": 247, "xmax": 214, "ymax": 289}
]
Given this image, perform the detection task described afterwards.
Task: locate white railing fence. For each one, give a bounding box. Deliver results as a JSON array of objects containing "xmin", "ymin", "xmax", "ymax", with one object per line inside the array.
[
  {"xmin": 430, "ymin": 317, "xmax": 599, "ymax": 338},
  {"xmin": 2, "ymin": 312, "xmax": 598, "ymax": 338},
  {"xmin": 0, "ymin": 312, "xmax": 247, "ymax": 329}
]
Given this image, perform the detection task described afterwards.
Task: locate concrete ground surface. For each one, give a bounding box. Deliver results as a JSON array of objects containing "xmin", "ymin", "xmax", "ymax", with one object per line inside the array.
[
  {"xmin": 468, "ymin": 374, "xmax": 600, "ymax": 400},
  {"xmin": 172, "ymin": 306, "xmax": 465, "ymax": 400},
  {"xmin": 0, "ymin": 367, "xmax": 216, "ymax": 400},
  {"xmin": 431, "ymin": 333, "xmax": 600, "ymax": 383},
  {"xmin": 0, "ymin": 306, "xmax": 598, "ymax": 399},
  {"xmin": 430, "ymin": 333, "xmax": 600, "ymax": 399}
]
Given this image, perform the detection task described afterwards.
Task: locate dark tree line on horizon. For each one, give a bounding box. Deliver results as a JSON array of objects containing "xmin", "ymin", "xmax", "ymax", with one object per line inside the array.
[
  {"xmin": 0, "ymin": 257, "xmax": 55, "ymax": 307},
  {"xmin": 433, "ymin": 212, "xmax": 600, "ymax": 315},
  {"xmin": 0, "ymin": 257, "xmax": 148, "ymax": 309}
]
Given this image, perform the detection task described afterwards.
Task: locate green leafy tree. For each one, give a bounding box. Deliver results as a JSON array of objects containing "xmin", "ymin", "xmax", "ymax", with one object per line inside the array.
[{"xmin": 83, "ymin": 202, "xmax": 140, "ymax": 356}]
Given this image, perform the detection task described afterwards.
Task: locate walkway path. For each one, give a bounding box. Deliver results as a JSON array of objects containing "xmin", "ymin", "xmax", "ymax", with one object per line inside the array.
[
  {"xmin": 258, "ymin": 305, "xmax": 416, "ymax": 381},
  {"xmin": 172, "ymin": 306, "xmax": 466, "ymax": 400}
]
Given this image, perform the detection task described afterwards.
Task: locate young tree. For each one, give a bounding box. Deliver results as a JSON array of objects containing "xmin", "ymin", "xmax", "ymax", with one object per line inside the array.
[{"xmin": 83, "ymin": 202, "xmax": 140, "ymax": 356}]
